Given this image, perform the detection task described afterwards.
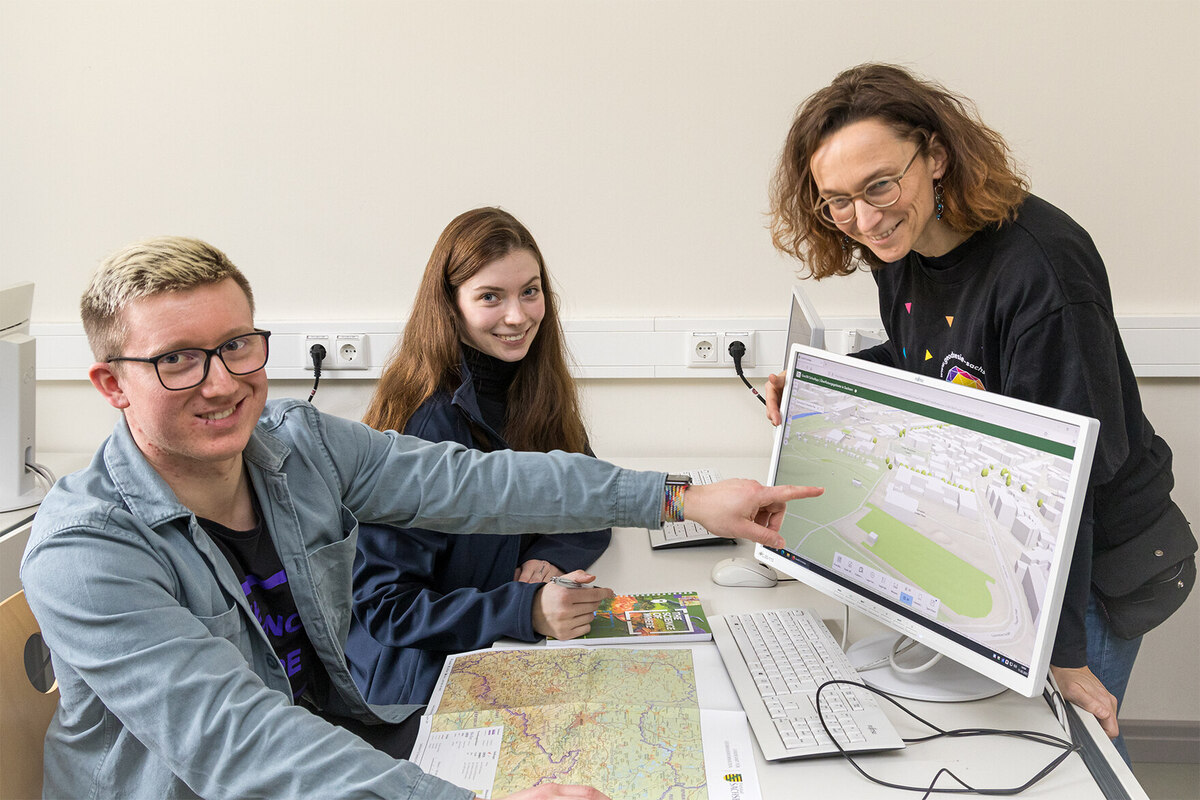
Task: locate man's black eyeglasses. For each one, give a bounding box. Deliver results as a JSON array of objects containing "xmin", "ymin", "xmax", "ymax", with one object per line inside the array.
[{"xmin": 107, "ymin": 330, "xmax": 271, "ymax": 391}]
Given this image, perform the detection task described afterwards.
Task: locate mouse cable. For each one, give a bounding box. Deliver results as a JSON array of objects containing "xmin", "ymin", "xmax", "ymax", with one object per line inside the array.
[
  {"xmin": 1043, "ymin": 682, "xmax": 1071, "ymax": 731},
  {"xmin": 307, "ymin": 343, "xmax": 326, "ymax": 403},
  {"xmin": 728, "ymin": 339, "xmax": 766, "ymax": 405},
  {"xmin": 813, "ymin": 679, "xmax": 1079, "ymax": 798}
]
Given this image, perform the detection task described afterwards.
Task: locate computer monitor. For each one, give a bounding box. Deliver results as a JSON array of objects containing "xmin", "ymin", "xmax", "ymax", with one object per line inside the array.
[
  {"xmin": 0, "ymin": 282, "xmax": 34, "ymax": 336},
  {"xmin": 757, "ymin": 344, "xmax": 1098, "ymax": 701},
  {"xmin": 1, "ymin": 281, "xmax": 45, "ymax": 512},
  {"xmin": 784, "ymin": 285, "xmax": 825, "ymax": 358}
]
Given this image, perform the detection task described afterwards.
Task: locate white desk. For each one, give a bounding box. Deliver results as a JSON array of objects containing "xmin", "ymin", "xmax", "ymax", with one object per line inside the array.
[
  {"xmin": 593, "ymin": 457, "xmax": 1148, "ymax": 800},
  {"xmin": 4, "ymin": 453, "xmax": 1148, "ymax": 797}
]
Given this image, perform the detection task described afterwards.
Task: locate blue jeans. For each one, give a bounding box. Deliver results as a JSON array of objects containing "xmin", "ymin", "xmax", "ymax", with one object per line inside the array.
[{"xmin": 1086, "ymin": 592, "xmax": 1143, "ymax": 766}]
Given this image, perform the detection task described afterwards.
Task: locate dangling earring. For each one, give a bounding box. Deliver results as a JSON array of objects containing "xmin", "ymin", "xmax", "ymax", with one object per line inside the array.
[
  {"xmin": 841, "ymin": 235, "xmax": 852, "ymax": 251},
  {"xmin": 934, "ymin": 182, "xmax": 945, "ymax": 221}
]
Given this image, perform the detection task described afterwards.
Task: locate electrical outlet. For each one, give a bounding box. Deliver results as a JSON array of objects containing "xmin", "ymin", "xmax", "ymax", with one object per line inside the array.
[
  {"xmin": 303, "ymin": 333, "xmax": 369, "ymax": 370},
  {"xmin": 332, "ymin": 334, "xmax": 367, "ymax": 369},
  {"xmin": 721, "ymin": 330, "xmax": 756, "ymax": 368},
  {"xmin": 687, "ymin": 331, "xmax": 721, "ymax": 366}
]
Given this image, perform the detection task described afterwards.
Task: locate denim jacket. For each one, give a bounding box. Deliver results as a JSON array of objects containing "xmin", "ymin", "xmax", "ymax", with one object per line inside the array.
[{"xmin": 21, "ymin": 399, "xmax": 662, "ymax": 799}]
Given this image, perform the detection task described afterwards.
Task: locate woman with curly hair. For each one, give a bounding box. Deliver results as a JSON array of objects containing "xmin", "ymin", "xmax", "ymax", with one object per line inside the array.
[{"xmin": 765, "ymin": 63, "xmax": 1194, "ymax": 763}]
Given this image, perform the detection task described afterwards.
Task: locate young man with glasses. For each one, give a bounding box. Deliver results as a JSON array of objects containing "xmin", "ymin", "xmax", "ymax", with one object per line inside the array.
[{"xmin": 21, "ymin": 236, "xmax": 821, "ymax": 800}]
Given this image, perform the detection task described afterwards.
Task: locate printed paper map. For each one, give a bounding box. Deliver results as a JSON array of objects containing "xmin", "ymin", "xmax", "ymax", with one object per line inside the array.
[
  {"xmin": 420, "ymin": 648, "xmax": 708, "ymax": 799},
  {"xmin": 776, "ymin": 374, "xmax": 1076, "ymax": 666}
]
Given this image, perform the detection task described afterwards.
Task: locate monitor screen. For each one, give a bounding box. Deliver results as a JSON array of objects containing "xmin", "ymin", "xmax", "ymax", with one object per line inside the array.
[{"xmin": 757, "ymin": 344, "xmax": 1098, "ymax": 699}]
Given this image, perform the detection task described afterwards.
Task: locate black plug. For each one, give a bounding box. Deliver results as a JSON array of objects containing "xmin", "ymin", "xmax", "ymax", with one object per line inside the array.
[
  {"xmin": 728, "ymin": 339, "xmax": 766, "ymax": 406},
  {"xmin": 307, "ymin": 344, "xmax": 327, "ymax": 403}
]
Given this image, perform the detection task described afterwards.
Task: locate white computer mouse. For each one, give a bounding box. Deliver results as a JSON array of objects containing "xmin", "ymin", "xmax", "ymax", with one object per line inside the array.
[{"xmin": 710, "ymin": 557, "xmax": 778, "ymax": 588}]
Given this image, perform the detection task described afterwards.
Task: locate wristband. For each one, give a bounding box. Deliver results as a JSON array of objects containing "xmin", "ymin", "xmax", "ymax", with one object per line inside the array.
[{"xmin": 663, "ymin": 473, "xmax": 692, "ymax": 524}]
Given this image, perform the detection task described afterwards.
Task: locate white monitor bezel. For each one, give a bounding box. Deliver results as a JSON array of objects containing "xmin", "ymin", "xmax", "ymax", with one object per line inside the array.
[
  {"xmin": 757, "ymin": 343, "xmax": 1099, "ymax": 698},
  {"xmin": 0, "ymin": 281, "xmax": 35, "ymax": 335},
  {"xmin": 785, "ymin": 284, "xmax": 826, "ymax": 358}
]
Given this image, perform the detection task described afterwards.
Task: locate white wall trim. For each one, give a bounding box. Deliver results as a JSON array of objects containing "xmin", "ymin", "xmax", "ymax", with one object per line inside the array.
[{"xmin": 31, "ymin": 315, "xmax": 1200, "ymax": 382}]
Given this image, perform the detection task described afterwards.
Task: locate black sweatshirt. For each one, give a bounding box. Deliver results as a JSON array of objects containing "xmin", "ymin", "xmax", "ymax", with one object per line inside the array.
[{"xmin": 854, "ymin": 195, "xmax": 1195, "ymax": 667}]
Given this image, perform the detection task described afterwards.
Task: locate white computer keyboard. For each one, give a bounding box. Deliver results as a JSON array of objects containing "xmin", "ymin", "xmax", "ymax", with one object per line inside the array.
[
  {"xmin": 647, "ymin": 468, "xmax": 737, "ymax": 549},
  {"xmin": 712, "ymin": 607, "xmax": 905, "ymax": 760}
]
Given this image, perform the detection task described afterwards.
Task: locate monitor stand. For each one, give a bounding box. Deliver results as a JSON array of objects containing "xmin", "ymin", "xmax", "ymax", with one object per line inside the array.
[
  {"xmin": 847, "ymin": 633, "xmax": 1006, "ymax": 703},
  {"xmin": 0, "ymin": 332, "xmax": 45, "ymax": 512}
]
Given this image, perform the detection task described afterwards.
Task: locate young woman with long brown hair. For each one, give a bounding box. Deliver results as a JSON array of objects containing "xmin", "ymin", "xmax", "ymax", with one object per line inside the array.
[{"xmin": 345, "ymin": 207, "xmax": 613, "ymax": 705}]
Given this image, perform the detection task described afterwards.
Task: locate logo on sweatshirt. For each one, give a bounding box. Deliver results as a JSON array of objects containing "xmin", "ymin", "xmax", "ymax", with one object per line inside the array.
[{"xmin": 941, "ymin": 352, "xmax": 986, "ymax": 391}]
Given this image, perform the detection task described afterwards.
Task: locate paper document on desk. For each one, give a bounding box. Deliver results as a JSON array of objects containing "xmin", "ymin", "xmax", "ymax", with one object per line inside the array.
[
  {"xmin": 410, "ymin": 646, "xmax": 761, "ymax": 800},
  {"xmin": 409, "ymin": 725, "xmax": 502, "ymax": 797}
]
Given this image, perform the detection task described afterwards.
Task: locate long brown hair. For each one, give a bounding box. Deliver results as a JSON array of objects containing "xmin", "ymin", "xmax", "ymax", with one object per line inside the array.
[
  {"xmin": 770, "ymin": 63, "xmax": 1029, "ymax": 279},
  {"xmin": 363, "ymin": 207, "xmax": 588, "ymax": 454}
]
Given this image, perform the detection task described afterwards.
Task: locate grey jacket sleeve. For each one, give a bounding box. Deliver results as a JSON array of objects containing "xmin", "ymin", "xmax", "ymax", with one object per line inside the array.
[{"xmin": 309, "ymin": 407, "xmax": 666, "ymax": 534}]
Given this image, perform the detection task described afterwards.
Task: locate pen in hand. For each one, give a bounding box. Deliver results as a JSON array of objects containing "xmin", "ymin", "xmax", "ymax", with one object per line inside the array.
[
  {"xmin": 550, "ymin": 576, "xmax": 586, "ymax": 589},
  {"xmin": 535, "ymin": 572, "xmax": 613, "ymax": 641}
]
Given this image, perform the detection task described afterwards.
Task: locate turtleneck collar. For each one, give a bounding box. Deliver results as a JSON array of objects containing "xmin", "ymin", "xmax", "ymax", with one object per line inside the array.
[{"xmin": 460, "ymin": 343, "xmax": 521, "ymax": 403}]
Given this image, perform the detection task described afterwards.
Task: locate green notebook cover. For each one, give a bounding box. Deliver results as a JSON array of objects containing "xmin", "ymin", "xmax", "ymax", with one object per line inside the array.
[{"xmin": 548, "ymin": 591, "xmax": 712, "ymax": 645}]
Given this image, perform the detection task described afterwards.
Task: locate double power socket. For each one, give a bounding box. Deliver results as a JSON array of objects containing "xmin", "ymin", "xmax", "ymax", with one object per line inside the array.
[
  {"xmin": 299, "ymin": 330, "xmax": 752, "ymax": 371},
  {"xmin": 303, "ymin": 333, "xmax": 368, "ymax": 370},
  {"xmin": 687, "ymin": 330, "xmax": 756, "ymax": 368}
]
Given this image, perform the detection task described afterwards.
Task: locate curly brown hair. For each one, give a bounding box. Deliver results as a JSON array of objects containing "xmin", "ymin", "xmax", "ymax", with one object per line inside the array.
[
  {"xmin": 363, "ymin": 207, "xmax": 589, "ymax": 455},
  {"xmin": 769, "ymin": 63, "xmax": 1029, "ymax": 279}
]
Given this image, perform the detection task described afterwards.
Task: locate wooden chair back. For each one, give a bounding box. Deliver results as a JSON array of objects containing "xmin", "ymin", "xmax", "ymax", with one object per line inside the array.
[{"xmin": 0, "ymin": 590, "xmax": 58, "ymax": 800}]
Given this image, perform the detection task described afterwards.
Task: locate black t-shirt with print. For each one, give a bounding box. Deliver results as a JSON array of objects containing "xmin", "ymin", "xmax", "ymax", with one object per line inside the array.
[{"xmin": 200, "ymin": 512, "xmax": 330, "ymax": 709}]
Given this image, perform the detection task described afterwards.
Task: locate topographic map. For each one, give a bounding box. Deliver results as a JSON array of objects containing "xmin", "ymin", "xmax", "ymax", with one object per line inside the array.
[{"xmin": 425, "ymin": 647, "xmax": 708, "ymax": 799}]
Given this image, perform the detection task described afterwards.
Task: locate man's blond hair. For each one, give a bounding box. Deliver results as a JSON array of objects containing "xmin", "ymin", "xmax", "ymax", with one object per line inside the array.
[{"xmin": 81, "ymin": 236, "xmax": 255, "ymax": 360}]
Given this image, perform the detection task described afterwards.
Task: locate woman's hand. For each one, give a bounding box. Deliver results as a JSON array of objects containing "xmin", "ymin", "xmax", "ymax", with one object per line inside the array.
[
  {"xmin": 515, "ymin": 559, "xmax": 565, "ymax": 583},
  {"xmin": 1050, "ymin": 664, "xmax": 1120, "ymax": 738},
  {"xmin": 764, "ymin": 371, "xmax": 786, "ymax": 426},
  {"xmin": 532, "ymin": 570, "xmax": 613, "ymax": 641}
]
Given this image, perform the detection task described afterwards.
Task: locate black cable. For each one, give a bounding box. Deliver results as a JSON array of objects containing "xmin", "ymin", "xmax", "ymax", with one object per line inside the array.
[
  {"xmin": 308, "ymin": 344, "xmax": 326, "ymax": 403},
  {"xmin": 728, "ymin": 339, "xmax": 766, "ymax": 405},
  {"xmin": 813, "ymin": 679, "xmax": 1079, "ymax": 797}
]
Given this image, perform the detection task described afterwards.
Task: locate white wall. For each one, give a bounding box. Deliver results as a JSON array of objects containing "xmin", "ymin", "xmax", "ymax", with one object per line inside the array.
[{"xmin": 4, "ymin": 1, "xmax": 1198, "ymax": 723}]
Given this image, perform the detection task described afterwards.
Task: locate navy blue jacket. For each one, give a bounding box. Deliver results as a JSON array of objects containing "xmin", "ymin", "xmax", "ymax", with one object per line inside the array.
[{"xmin": 345, "ymin": 363, "xmax": 611, "ymax": 704}]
